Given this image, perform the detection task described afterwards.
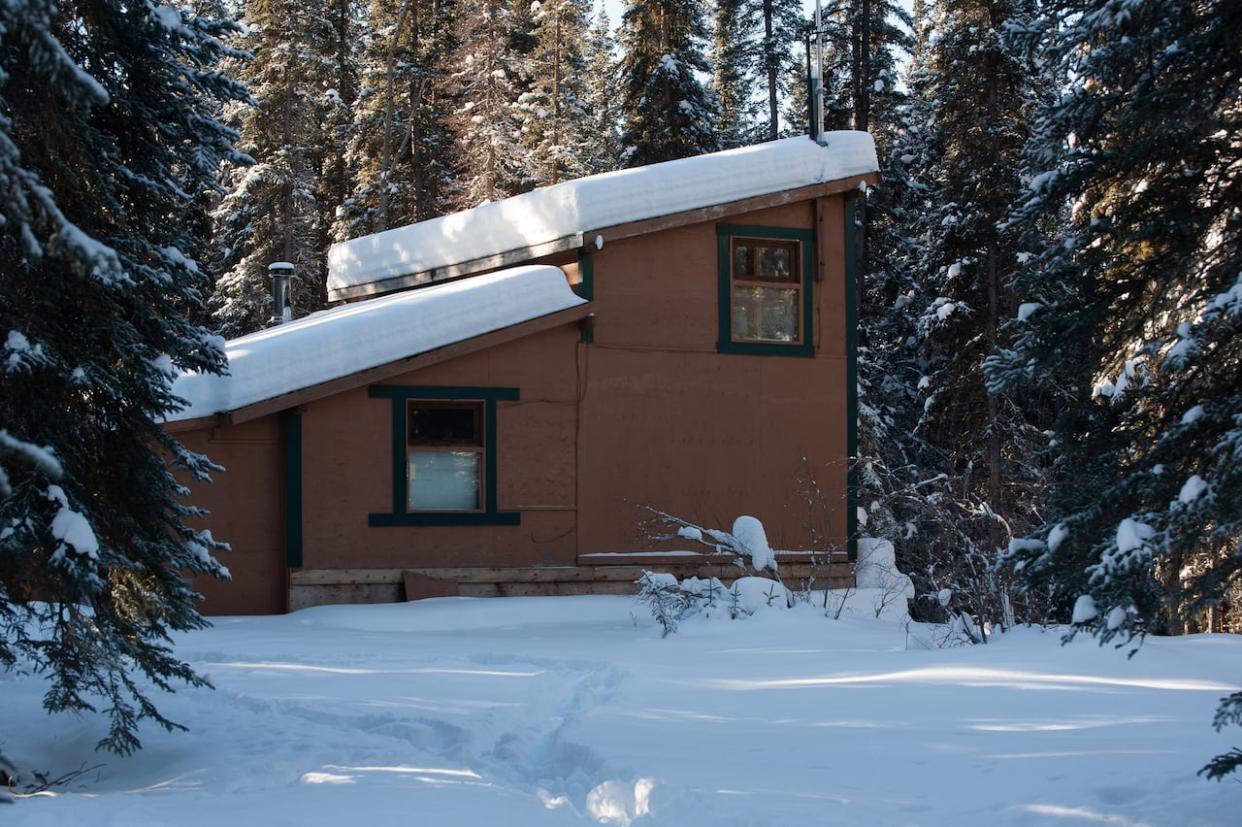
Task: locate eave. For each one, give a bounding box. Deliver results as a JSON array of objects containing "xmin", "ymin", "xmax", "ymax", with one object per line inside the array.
[
  {"xmin": 164, "ymin": 303, "xmax": 592, "ymax": 432},
  {"xmin": 325, "ymin": 173, "xmax": 879, "ymax": 303}
]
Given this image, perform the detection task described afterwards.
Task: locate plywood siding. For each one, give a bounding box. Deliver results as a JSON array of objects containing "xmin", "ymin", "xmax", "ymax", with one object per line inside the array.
[
  {"xmin": 179, "ymin": 416, "xmax": 287, "ymax": 615},
  {"xmin": 576, "ymin": 197, "xmax": 849, "ymax": 556},
  {"xmin": 297, "ymin": 324, "xmax": 581, "ymax": 570}
]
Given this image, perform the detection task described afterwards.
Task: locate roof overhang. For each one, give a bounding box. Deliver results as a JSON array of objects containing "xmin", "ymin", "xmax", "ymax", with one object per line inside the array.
[
  {"xmin": 165, "ymin": 303, "xmax": 593, "ymax": 432},
  {"xmin": 326, "ymin": 171, "xmax": 879, "ymax": 303}
]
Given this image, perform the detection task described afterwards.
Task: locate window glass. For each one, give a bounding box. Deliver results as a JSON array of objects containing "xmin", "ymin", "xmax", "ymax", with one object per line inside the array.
[
  {"xmin": 406, "ymin": 402, "xmax": 483, "ymax": 511},
  {"xmin": 408, "ymin": 404, "xmax": 479, "ymax": 444},
  {"xmin": 728, "ymin": 237, "xmax": 802, "ymax": 343},
  {"xmin": 732, "ymin": 285, "xmax": 799, "ymax": 342},
  {"xmin": 407, "ymin": 451, "xmax": 481, "ymax": 511},
  {"xmin": 733, "ymin": 244, "xmax": 752, "ymax": 277},
  {"xmin": 757, "ymin": 245, "xmax": 793, "ymax": 279}
]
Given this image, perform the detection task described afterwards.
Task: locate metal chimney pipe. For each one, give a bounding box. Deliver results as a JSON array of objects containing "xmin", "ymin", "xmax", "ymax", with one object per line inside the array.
[{"xmin": 268, "ymin": 261, "xmax": 294, "ymax": 325}]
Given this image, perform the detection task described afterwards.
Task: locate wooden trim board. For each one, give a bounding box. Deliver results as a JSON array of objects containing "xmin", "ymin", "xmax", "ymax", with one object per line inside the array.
[
  {"xmin": 585, "ymin": 174, "xmax": 877, "ymax": 246},
  {"xmin": 327, "ymin": 234, "xmax": 585, "ymax": 302}
]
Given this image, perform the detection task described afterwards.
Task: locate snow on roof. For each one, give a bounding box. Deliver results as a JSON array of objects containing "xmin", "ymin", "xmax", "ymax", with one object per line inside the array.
[
  {"xmin": 328, "ymin": 132, "xmax": 878, "ymax": 296},
  {"xmin": 168, "ymin": 265, "xmax": 585, "ymax": 421}
]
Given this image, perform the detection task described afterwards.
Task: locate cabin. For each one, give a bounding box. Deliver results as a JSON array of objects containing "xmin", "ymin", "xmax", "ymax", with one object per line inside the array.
[{"xmin": 167, "ymin": 133, "xmax": 880, "ymax": 615}]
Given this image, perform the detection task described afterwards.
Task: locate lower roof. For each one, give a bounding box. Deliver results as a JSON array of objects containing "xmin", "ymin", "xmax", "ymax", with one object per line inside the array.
[{"xmin": 168, "ymin": 266, "xmax": 587, "ymax": 423}]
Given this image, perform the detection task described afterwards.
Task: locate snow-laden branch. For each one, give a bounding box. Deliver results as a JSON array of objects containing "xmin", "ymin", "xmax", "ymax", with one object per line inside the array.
[{"xmin": 638, "ymin": 505, "xmax": 778, "ymax": 577}]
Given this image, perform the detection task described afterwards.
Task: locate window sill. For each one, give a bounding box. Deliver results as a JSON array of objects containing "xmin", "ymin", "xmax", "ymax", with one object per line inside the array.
[
  {"xmin": 717, "ymin": 340, "xmax": 815, "ymax": 357},
  {"xmin": 368, "ymin": 512, "xmax": 521, "ymax": 527}
]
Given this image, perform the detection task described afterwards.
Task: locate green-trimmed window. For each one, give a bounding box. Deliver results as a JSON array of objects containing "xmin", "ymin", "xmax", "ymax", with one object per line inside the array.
[
  {"xmin": 406, "ymin": 401, "xmax": 484, "ymax": 512},
  {"xmin": 717, "ymin": 224, "xmax": 815, "ymax": 357},
  {"xmin": 368, "ymin": 386, "xmax": 520, "ymax": 527}
]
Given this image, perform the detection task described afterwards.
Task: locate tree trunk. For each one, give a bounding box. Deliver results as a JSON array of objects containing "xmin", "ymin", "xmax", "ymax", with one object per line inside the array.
[
  {"xmin": 409, "ymin": 1, "xmax": 424, "ymax": 220},
  {"xmin": 986, "ymin": 239, "xmax": 1003, "ymax": 542},
  {"xmin": 552, "ymin": 8, "xmax": 562, "ymax": 183},
  {"xmin": 984, "ymin": 59, "xmax": 1002, "ymax": 551},
  {"xmin": 763, "ymin": 0, "xmax": 777, "ymax": 140},
  {"xmin": 380, "ymin": 0, "xmax": 416, "ymax": 231},
  {"xmin": 857, "ymin": 0, "xmax": 871, "ymax": 132},
  {"xmin": 281, "ymin": 64, "xmax": 294, "ymax": 266}
]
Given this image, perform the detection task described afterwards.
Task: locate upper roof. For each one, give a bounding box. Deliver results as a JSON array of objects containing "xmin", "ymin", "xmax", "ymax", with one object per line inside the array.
[
  {"xmin": 327, "ymin": 132, "xmax": 878, "ymax": 301},
  {"xmin": 168, "ymin": 266, "xmax": 586, "ymax": 423}
]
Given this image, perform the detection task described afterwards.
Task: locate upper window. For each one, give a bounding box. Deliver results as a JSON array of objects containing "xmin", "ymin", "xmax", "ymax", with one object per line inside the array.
[
  {"xmin": 730, "ymin": 238, "xmax": 802, "ymax": 343},
  {"xmin": 717, "ymin": 225, "xmax": 815, "ymax": 357}
]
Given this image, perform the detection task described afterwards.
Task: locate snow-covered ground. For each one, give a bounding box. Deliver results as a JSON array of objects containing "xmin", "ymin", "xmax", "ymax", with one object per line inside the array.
[{"xmin": 3, "ymin": 594, "xmax": 1240, "ymax": 825}]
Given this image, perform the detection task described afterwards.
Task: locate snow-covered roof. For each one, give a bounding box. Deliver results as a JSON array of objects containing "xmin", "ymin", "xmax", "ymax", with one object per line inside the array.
[
  {"xmin": 328, "ymin": 133, "xmax": 878, "ymax": 298},
  {"xmin": 168, "ymin": 266, "xmax": 586, "ymax": 421}
]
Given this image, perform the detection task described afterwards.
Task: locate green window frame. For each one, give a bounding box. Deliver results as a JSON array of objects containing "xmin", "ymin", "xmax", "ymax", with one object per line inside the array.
[
  {"xmin": 367, "ymin": 385, "xmax": 521, "ymax": 527},
  {"xmin": 844, "ymin": 199, "xmax": 860, "ymax": 561},
  {"xmin": 283, "ymin": 410, "xmax": 303, "ymax": 567},
  {"xmin": 716, "ymin": 223, "xmax": 816, "ymax": 357}
]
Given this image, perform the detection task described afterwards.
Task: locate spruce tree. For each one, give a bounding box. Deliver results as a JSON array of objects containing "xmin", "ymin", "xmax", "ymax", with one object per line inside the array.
[
  {"xmin": 779, "ymin": 30, "xmax": 811, "ymax": 138},
  {"xmin": 211, "ymin": 0, "xmax": 337, "ymax": 335},
  {"xmin": 336, "ymin": 0, "xmax": 460, "ymax": 236},
  {"xmin": 988, "ymin": 0, "xmax": 1242, "ymax": 777},
  {"xmin": 815, "ymin": 0, "xmax": 910, "ymax": 136},
  {"xmin": 518, "ymin": 0, "xmax": 593, "ymax": 185},
  {"xmin": 886, "ymin": 0, "xmax": 1049, "ymax": 629},
  {"xmin": 846, "ymin": 0, "xmax": 917, "ymax": 469},
  {"xmin": 753, "ymin": 0, "xmax": 805, "ymax": 139},
  {"xmin": 914, "ymin": 0, "xmax": 1043, "ymax": 540},
  {"xmin": 0, "ymin": 0, "xmax": 245, "ymax": 753},
  {"xmin": 317, "ymin": 0, "xmax": 361, "ymax": 245},
  {"xmin": 852, "ymin": 0, "xmax": 931, "ymax": 556},
  {"xmin": 582, "ymin": 7, "xmax": 623, "ymax": 172},
  {"xmin": 710, "ymin": 0, "xmax": 759, "ymax": 148},
  {"xmin": 451, "ymin": 0, "xmax": 531, "ymax": 205},
  {"xmin": 617, "ymin": 0, "xmax": 718, "ymax": 166}
]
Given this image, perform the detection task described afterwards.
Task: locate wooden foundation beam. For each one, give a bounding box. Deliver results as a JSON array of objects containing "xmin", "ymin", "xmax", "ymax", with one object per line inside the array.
[{"xmin": 288, "ymin": 558, "xmax": 856, "ymax": 610}]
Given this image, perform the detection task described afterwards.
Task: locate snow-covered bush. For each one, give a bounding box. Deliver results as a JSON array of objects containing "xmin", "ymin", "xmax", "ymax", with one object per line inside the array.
[
  {"xmin": 635, "ymin": 572, "xmax": 790, "ymax": 636},
  {"xmin": 635, "ymin": 572, "xmax": 698, "ymax": 637}
]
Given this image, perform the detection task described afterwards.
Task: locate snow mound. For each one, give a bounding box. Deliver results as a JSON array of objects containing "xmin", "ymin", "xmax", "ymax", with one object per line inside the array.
[
  {"xmin": 585, "ymin": 778, "xmax": 655, "ymax": 825},
  {"xmin": 168, "ymin": 265, "xmax": 585, "ymax": 421},
  {"xmin": 728, "ymin": 577, "xmax": 792, "ymax": 613},
  {"xmin": 855, "ymin": 538, "xmax": 914, "ymax": 594},
  {"xmin": 328, "ymin": 134, "xmax": 878, "ymax": 296}
]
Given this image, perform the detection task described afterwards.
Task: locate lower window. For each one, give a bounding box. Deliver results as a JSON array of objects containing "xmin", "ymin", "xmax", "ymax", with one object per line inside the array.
[
  {"xmin": 406, "ymin": 402, "xmax": 483, "ymax": 511},
  {"xmin": 368, "ymin": 385, "xmax": 520, "ymax": 527}
]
